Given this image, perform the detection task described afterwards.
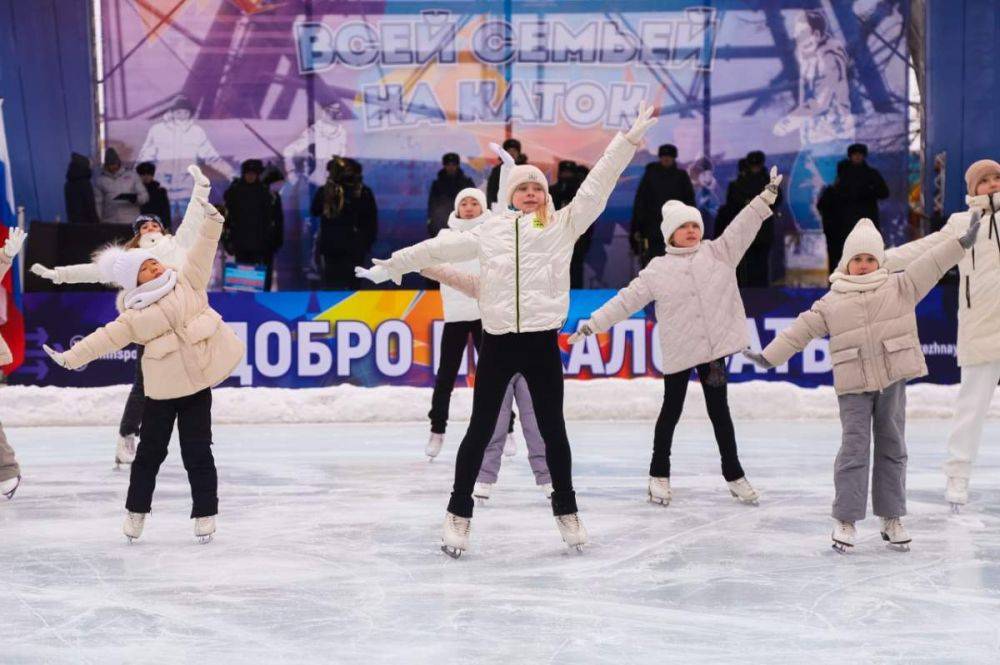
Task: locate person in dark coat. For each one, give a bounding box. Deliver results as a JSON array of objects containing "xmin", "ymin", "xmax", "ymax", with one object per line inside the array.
[
  {"xmin": 551, "ymin": 160, "xmax": 592, "ymax": 288},
  {"xmin": 136, "ymin": 162, "xmax": 172, "ymax": 232},
  {"xmin": 224, "ymin": 159, "xmax": 280, "ymax": 290},
  {"xmin": 262, "ymin": 165, "xmax": 286, "ymax": 288},
  {"xmin": 427, "ymin": 153, "xmax": 475, "ymax": 238},
  {"xmin": 64, "ymin": 152, "xmax": 100, "ymax": 224},
  {"xmin": 630, "ymin": 144, "xmax": 696, "ymax": 266},
  {"xmin": 311, "ymin": 157, "xmax": 378, "ymax": 289},
  {"xmin": 486, "ymin": 138, "xmax": 524, "ymax": 207},
  {"xmin": 715, "ymin": 151, "xmax": 782, "ymax": 287}
]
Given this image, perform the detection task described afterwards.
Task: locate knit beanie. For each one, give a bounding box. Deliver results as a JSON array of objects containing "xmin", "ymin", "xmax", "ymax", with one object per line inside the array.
[
  {"xmin": 660, "ymin": 200, "xmax": 704, "ymax": 246},
  {"xmin": 503, "ymin": 164, "xmax": 549, "ymax": 207},
  {"xmin": 836, "ymin": 218, "xmax": 884, "ymax": 273},
  {"xmin": 453, "ymin": 187, "xmax": 486, "ymax": 213},
  {"xmin": 964, "ymin": 159, "xmax": 1000, "ymax": 196},
  {"xmin": 95, "ymin": 246, "xmax": 156, "ymax": 289}
]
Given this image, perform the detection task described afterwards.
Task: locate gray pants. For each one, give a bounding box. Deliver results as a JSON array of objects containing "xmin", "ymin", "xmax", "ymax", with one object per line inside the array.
[
  {"xmin": 833, "ymin": 380, "xmax": 907, "ymax": 522},
  {"xmin": 476, "ymin": 374, "xmax": 551, "ymax": 486},
  {"xmin": 0, "ymin": 423, "xmax": 20, "ymax": 482}
]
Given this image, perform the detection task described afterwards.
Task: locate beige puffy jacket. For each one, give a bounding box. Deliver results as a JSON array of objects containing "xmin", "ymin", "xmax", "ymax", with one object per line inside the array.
[
  {"xmin": 762, "ymin": 239, "xmax": 965, "ymax": 395},
  {"xmin": 588, "ymin": 196, "xmax": 773, "ymax": 374},
  {"xmin": 884, "ymin": 194, "xmax": 1000, "ymax": 366},
  {"xmin": 0, "ymin": 252, "xmax": 13, "ymax": 366},
  {"xmin": 62, "ymin": 215, "xmax": 245, "ymax": 400},
  {"xmin": 378, "ymin": 133, "xmax": 637, "ymax": 334}
]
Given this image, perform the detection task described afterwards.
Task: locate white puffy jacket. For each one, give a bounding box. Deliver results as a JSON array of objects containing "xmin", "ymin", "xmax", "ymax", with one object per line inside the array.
[
  {"xmin": 884, "ymin": 192, "xmax": 1000, "ymax": 366},
  {"xmin": 379, "ymin": 132, "xmax": 637, "ymax": 335},
  {"xmin": 49, "ymin": 179, "xmax": 212, "ymax": 286},
  {"xmin": 588, "ymin": 196, "xmax": 773, "ymax": 374},
  {"xmin": 436, "ymin": 211, "xmax": 489, "ymax": 322}
]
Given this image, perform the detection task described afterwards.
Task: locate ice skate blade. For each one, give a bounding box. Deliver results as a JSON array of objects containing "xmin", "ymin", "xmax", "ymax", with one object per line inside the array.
[
  {"xmin": 441, "ymin": 545, "xmax": 463, "ymax": 559},
  {"xmin": 950, "ymin": 502, "xmax": 963, "ymax": 515},
  {"xmin": 197, "ymin": 534, "xmax": 213, "ymax": 544},
  {"xmin": 831, "ymin": 542, "xmax": 852, "ymax": 554},
  {"xmin": 2, "ymin": 478, "xmax": 19, "ymax": 500},
  {"xmin": 881, "ymin": 533, "xmax": 910, "ymax": 552},
  {"xmin": 125, "ymin": 536, "xmax": 139, "ymax": 545},
  {"xmin": 647, "ymin": 493, "xmax": 670, "ymax": 507},
  {"xmin": 426, "ymin": 456, "xmax": 436, "ymax": 463},
  {"xmin": 729, "ymin": 491, "xmax": 759, "ymax": 506}
]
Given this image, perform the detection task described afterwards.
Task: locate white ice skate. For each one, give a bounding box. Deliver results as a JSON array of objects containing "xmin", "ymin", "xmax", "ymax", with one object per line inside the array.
[
  {"xmin": 880, "ymin": 517, "xmax": 911, "ymax": 552},
  {"xmin": 503, "ymin": 432, "xmax": 517, "ymax": 457},
  {"xmin": 831, "ymin": 520, "xmax": 856, "ymax": 553},
  {"xmin": 123, "ymin": 512, "xmax": 146, "ymax": 543},
  {"xmin": 648, "ymin": 476, "xmax": 672, "ymax": 506},
  {"xmin": 194, "ymin": 516, "xmax": 216, "ymax": 544},
  {"xmin": 115, "ymin": 434, "xmax": 136, "ymax": 469},
  {"xmin": 727, "ymin": 477, "xmax": 760, "ymax": 505},
  {"xmin": 555, "ymin": 513, "xmax": 588, "ymax": 552},
  {"xmin": 1, "ymin": 475, "xmax": 21, "ymax": 501},
  {"xmin": 945, "ymin": 476, "xmax": 969, "ymax": 513},
  {"xmin": 425, "ymin": 432, "xmax": 444, "ymax": 460},
  {"xmin": 473, "ymin": 482, "xmax": 493, "ymax": 505},
  {"xmin": 441, "ymin": 512, "xmax": 471, "ymax": 559},
  {"xmin": 540, "ymin": 482, "xmax": 553, "ymax": 499}
]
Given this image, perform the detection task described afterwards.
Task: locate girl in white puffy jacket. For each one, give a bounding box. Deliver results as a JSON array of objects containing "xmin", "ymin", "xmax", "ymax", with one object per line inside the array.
[
  {"xmin": 423, "ymin": 187, "xmax": 492, "ymax": 460},
  {"xmin": 30, "ymin": 165, "xmax": 211, "ymax": 468},
  {"xmin": 358, "ymin": 101, "xmax": 657, "ymax": 557},
  {"xmin": 571, "ymin": 168, "xmax": 782, "ymax": 508}
]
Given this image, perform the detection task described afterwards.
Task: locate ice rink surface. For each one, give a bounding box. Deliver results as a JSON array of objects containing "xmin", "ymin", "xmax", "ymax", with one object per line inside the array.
[{"xmin": 2, "ymin": 419, "xmax": 999, "ymax": 664}]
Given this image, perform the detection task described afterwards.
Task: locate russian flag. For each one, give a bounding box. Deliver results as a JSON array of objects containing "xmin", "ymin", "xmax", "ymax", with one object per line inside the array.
[{"xmin": 0, "ymin": 99, "xmax": 24, "ymax": 375}]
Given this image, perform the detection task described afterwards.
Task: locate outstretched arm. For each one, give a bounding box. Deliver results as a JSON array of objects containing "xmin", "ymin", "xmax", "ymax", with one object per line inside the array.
[
  {"xmin": 421, "ymin": 264, "xmax": 480, "ymax": 298},
  {"xmin": 760, "ymin": 305, "xmax": 828, "ymax": 368},
  {"xmin": 569, "ymin": 274, "xmax": 654, "ymax": 345},
  {"xmin": 48, "ymin": 318, "xmax": 135, "ymax": 370},
  {"xmin": 901, "ymin": 216, "xmax": 975, "ymax": 301},
  {"xmin": 883, "ymin": 213, "xmax": 962, "ymax": 272},
  {"xmin": 367, "ymin": 228, "xmax": 481, "ymax": 284}
]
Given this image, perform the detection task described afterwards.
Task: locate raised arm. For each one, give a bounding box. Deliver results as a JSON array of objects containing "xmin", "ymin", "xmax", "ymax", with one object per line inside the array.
[
  {"xmin": 883, "ymin": 213, "xmax": 962, "ymax": 272},
  {"xmin": 172, "ymin": 165, "xmax": 213, "ymax": 250},
  {"xmin": 181, "ymin": 199, "xmax": 225, "ymax": 291},
  {"xmin": 488, "ymin": 143, "xmax": 516, "ymax": 213},
  {"xmin": 709, "ymin": 167, "xmax": 780, "ymax": 267},
  {"xmin": 902, "ymin": 219, "xmax": 974, "ymax": 301},
  {"xmin": 421, "ymin": 264, "xmax": 480, "ymax": 298}
]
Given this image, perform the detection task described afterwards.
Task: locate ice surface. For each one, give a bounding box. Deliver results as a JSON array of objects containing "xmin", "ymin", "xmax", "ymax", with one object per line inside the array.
[{"xmin": 2, "ymin": 419, "xmax": 1000, "ymax": 664}]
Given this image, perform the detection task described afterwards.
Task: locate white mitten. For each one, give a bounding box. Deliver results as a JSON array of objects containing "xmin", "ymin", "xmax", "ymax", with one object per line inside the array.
[
  {"xmin": 31, "ymin": 263, "xmax": 60, "ymax": 283},
  {"xmin": 760, "ymin": 166, "xmax": 783, "ymax": 206},
  {"xmin": 741, "ymin": 347, "xmax": 774, "ymax": 370},
  {"xmin": 568, "ymin": 320, "xmax": 595, "ymax": 345},
  {"xmin": 3, "ymin": 228, "xmax": 26, "ymax": 258},
  {"xmin": 43, "ymin": 344, "xmax": 69, "ymax": 369},
  {"xmin": 624, "ymin": 100, "xmax": 657, "ymax": 145},
  {"xmin": 371, "ymin": 258, "xmax": 403, "ymax": 285},
  {"xmin": 188, "ymin": 164, "xmax": 210, "ymax": 188},
  {"xmin": 354, "ymin": 265, "xmax": 391, "ymax": 284}
]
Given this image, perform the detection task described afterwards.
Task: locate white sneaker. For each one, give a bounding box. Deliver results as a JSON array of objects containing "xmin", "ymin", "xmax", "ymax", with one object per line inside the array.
[
  {"xmin": 540, "ymin": 482, "xmax": 553, "ymax": 499},
  {"xmin": 648, "ymin": 476, "xmax": 672, "ymax": 506},
  {"xmin": 194, "ymin": 516, "xmax": 216, "ymax": 543},
  {"xmin": 880, "ymin": 517, "xmax": 911, "ymax": 551},
  {"xmin": 555, "ymin": 513, "xmax": 588, "ymax": 551},
  {"xmin": 503, "ymin": 432, "xmax": 517, "ymax": 457},
  {"xmin": 727, "ymin": 477, "xmax": 760, "ymax": 504},
  {"xmin": 441, "ymin": 512, "xmax": 471, "ymax": 558},
  {"xmin": 1, "ymin": 475, "xmax": 21, "ymax": 500},
  {"xmin": 473, "ymin": 482, "xmax": 493, "ymax": 503},
  {"xmin": 831, "ymin": 519, "xmax": 856, "ymax": 553},
  {"xmin": 425, "ymin": 432, "xmax": 444, "ymax": 460},
  {"xmin": 115, "ymin": 435, "xmax": 137, "ymax": 468},
  {"xmin": 945, "ymin": 476, "xmax": 969, "ymax": 509},
  {"xmin": 123, "ymin": 512, "xmax": 146, "ymax": 542}
]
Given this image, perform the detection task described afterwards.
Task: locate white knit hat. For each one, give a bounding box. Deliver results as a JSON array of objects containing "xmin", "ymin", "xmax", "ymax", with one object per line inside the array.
[
  {"xmin": 95, "ymin": 245, "xmax": 157, "ymax": 289},
  {"xmin": 453, "ymin": 187, "xmax": 487, "ymax": 213},
  {"xmin": 836, "ymin": 218, "xmax": 884, "ymax": 273},
  {"xmin": 503, "ymin": 164, "xmax": 549, "ymax": 207},
  {"xmin": 660, "ymin": 200, "xmax": 704, "ymax": 246}
]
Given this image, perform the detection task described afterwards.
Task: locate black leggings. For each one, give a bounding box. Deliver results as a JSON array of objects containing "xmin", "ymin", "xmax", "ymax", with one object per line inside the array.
[
  {"xmin": 651, "ymin": 358, "xmax": 745, "ymax": 482},
  {"xmin": 448, "ymin": 329, "xmax": 577, "ymax": 518},
  {"xmin": 119, "ymin": 346, "xmax": 145, "ymax": 438},
  {"xmin": 125, "ymin": 388, "xmax": 218, "ymax": 518},
  {"xmin": 429, "ymin": 320, "xmax": 483, "ymax": 434}
]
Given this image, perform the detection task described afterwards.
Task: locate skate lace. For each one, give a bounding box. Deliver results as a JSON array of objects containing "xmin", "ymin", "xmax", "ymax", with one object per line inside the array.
[
  {"xmin": 557, "ymin": 514, "xmax": 580, "ymax": 530},
  {"xmin": 448, "ymin": 514, "xmax": 470, "ymax": 536}
]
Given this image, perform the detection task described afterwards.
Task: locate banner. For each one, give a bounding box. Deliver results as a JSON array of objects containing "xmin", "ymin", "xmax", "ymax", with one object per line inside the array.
[
  {"xmin": 10, "ymin": 286, "xmax": 960, "ymax": 388},
  {"xmin": 100, "ymin": 1, "xmax": 909, "ymax": 290}
]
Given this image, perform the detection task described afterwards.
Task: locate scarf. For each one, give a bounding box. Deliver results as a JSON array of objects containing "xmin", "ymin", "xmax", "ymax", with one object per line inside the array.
[
  {"xmin": 124, "ymin": 269, "xmax": 178, "ymax": 310},
  {"xmin": 665, "ymin": 242, "xmax": 700, "ymax": 256},
  {"xmin": 829, "ymin": 268, "xmax": 889, "ymax": 293}
]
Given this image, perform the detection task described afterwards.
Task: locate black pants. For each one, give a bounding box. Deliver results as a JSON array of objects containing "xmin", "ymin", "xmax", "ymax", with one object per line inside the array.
[
  {"xmin": 651, "ymin": 358, "xmax": 745, "ymax": 482},
  {"xmin": 449, "ymin": 330, "xmax": 577, "ymax": 518},
  {"xmin": 429, "ymin": 320, "xmax": 483, "ymax": 434},
  {"xmin": 125, "ymin": 388, "xmax": 218, "ymax": 518},
  {"xmin": 119, "ymin": 346, "xmax": 145, "ymax": 438}
]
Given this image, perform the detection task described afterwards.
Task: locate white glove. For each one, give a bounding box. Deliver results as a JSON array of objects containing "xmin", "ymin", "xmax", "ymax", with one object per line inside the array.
[
  {"xmin": 188, "ymin": 164, "xmax": 210, "ymax": 188},
  {"xmin": 3, "ymin": 228, "xmax": 26, "ymax": 259},
  {"xmin": 199, "ymin": 197, "xmax": 224, "ymax": 224},
  {"xmin": 624, "ymin": 100, "xmax": 657, "ymax": 145},
  {"xmin": 760, "ymin": 166, "xmax": 783, "ymax": 206},
  {"xmin": 741, "ymin": 347, "xmax": 774, "ymax": 370},
  {"xmin": 959, "ymin": 210, "xmax": 981, "ymax": 249},
  {"xmin": 31, "ymin": 263, "xmax": 59, "ymax": 283},
  {"xmin": 568, "ymin": 320, "xmax": 595, "ymax": 345},
  {"xmin": 489, "ymin": 142, "xmax": 516, "ymax": 212},
  {"xmin": 488, "ymin": 142, "xmax": 516, "ymax": 168},
  {"xmin": 371, "ymin": 258, "xmax": 403, "ymax": 285},
  {"xmin": 354, "ymin": 265, "xmax": 391, "ymax": 284},
  {"xmin": 43, "ymin": 344, "xmax": 69, "ymax": 369}
]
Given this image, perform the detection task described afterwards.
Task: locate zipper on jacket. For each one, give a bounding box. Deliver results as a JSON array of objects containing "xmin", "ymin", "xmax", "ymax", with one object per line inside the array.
[
  {"xmin": 971, "ymin": 245, "xmax": 976, "ymax": 270},
  {"xmin": 514, "ymin": 214, "xmax": 521, "ymax": 332},
  {"xmin": 965, "ymin": 275, "xmax": 971, "ymax": 309}
]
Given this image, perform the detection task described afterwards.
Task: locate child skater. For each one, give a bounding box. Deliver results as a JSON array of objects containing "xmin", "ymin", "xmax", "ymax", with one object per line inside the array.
[
  {"xmin": 42, "ymin": 198, "xmax": 245, "ymax": 543},
  {"xmin": 569, "ymin": 168, "xmax": 783, "ymax": 507},
  {"xmin": 31, "ymin": 165, "xmax": 211, "ymax": 469},
  {"xmin": 0, "ymin": 228, "xmax": 28, "ymax": 500},
  {"xmin": 420, "ymin": 263, "xmax": 553, "ymax": 503},
  {"xmin": 879, "ymin": 160, "xmax": 1000, "ymax": 511},
  {"xmin": 743, "ymin": 217, "xmax": 978, "ymax": 552},
  {"xmin": 357, "ymin": 100, "xmax": 657, "ymax": 557}
]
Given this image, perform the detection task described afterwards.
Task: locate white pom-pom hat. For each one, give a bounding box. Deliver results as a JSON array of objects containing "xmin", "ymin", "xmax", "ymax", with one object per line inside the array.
[{"xmin": 95, "ymin": 245, "xmax": 156, "ymax": 289}]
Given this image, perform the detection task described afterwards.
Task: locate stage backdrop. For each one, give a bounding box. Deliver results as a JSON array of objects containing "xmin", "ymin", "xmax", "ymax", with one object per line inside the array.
[
  {"xmin": 8, "ymin": 286, "xmax": 960, "ymax": 388},
  {"xmin": 100, "ymin": 0, "xmax": 909, "ymax": 289}
]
